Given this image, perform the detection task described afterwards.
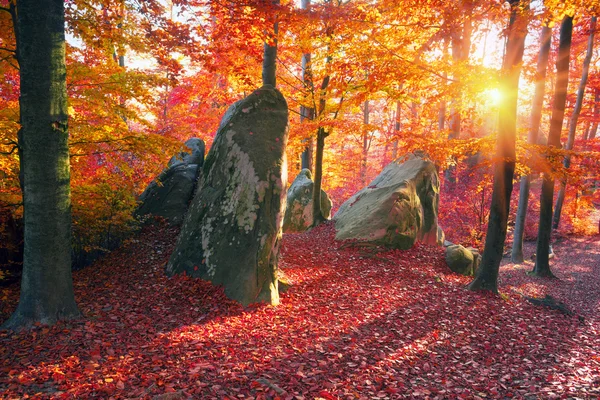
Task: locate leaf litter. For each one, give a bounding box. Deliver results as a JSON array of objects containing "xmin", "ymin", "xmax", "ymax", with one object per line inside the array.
[{"xmin": 1, "ymin": 222, "xmax": 599, "ymax": 399}]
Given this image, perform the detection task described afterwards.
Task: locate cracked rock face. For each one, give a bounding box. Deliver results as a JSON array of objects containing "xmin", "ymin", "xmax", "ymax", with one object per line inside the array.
[
  {"xmin": 334, "ymin": 151, "xmax": 443, "ymax": 250},
  {"xmin": 283, "ymin": 169, "xmax": 332, "ymax": 233},
  {"xmin": 136, "ymin": 138, "xmax": 205, "ymax": 225},
  {"xmin": 166, "ymin": 85, "xmax": 289, "ymax": 306}
]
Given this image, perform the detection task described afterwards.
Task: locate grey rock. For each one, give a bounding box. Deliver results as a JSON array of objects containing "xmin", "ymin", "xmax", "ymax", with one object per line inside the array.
[
  {"xmin": 137, "ymin": 138, "xmax": 205, "ymax": 225},
  {"xmin": 445, "ymin": 244, "xmax": 477, "ymax": 276},
  {"xmin": 168, "ymin": 138, "xmax": 205, "ymax": 168},
  {"xmin": 334, "ymin": 151, "xmax": 443, "ymax": 249},
  {"xmin": 166, "ymin": 85, "xmax": 289, "ymax": 306},
  {"xmin": 283, "ymin": 169, "xmax": 332, "ymax": 233}
]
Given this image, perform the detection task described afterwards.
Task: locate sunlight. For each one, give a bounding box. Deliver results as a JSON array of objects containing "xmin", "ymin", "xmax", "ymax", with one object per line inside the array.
[{"xmin": 486, "ymin": 88, "xmax": 503, "ymax": 107}]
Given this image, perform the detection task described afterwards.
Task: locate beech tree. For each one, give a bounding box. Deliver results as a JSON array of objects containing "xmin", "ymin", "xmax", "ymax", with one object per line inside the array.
[
  {"xmin": 532, "ymin": 14, "xmax": 574, "ymax": 277},
  {"xmin": 2, "ymin": 0, "xmax": 80, "ymax": 330},
  {"xmin": 511, "ymin": 24, "xmax": 552, "ymax": 263},
  {"xmin": 552, "ymin": 16, "xmax": 596, "ymax": 230},
  {"xmin": 262, "ymin": 0, "xmax": 280, "ymax": 87},
  {"xmin": 468, "ymin": 0, "xmax": 529, "ymax": 293}
]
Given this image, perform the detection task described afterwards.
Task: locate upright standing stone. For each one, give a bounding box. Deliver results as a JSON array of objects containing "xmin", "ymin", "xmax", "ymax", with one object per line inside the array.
[
  {"xmin": 136, "ymin": 138, "xmax": 205, "ymax": 225},
  {"xmin": 166, "ymin": 85, "xmax": 288, "ymax": 306},
  {"xmin": 283, "ymin": 169, "xmax": 333, "ymax": 233}
]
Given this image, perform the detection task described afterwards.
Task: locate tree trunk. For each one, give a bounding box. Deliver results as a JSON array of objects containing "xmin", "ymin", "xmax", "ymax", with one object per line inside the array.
[
  {"xmin": 391, "ymin": 100, "xmax": 401, "ymax": 160},
  {"xmin": 262, "ymin": 0, "xmax": 279, "ymax": 87},
  {"xmin": 532, "ymin": 15, "xmax": 573, "ymax": 277},
  {"xmin": 3, "ymin": 0, "xmax": 81, "ymax": 330},
  {"xmin": 553, "ymin": 17, "xmax": 595, "ymax": 230},
  {"xmin": 361, "ymin": 99, "xmax": 369, "ymax": 185},
  {"xmin": 438, "ymin": 38, "xmax": 449, "ymax": 131},
  {"xmin": 468, "ymin": 0, "xmax": 528, "ymax": 293},
  {"xmin": 299, "ymin": 0, "xmax": 314, "ymax": 171},
  {"xmin": 511, "ymin": 25, "xmax": 552, "ymax": 263},
  {"xmin": 445, "ymin": 1, "xmax": 473, "ymax": 184},
  {"xmin": 312, "ymin": 128, "xmax": 327, "ymax": 226},
  {"xmin": 310, "ymin": 49, "xmax": 331, "ymax": 227},
  {"xmin": 590, "ymin": 88, "xmax": 599, "ymax": 140}
]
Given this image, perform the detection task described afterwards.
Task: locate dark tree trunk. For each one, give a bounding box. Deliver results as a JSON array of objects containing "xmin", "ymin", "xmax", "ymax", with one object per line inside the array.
[
  {"xmin": 2, "ymin": 0, "xmax": 80, "ymax": 330},
  {"xmin": 511, "ymin": 25, "xmax": 552, "ymax": 263},
  {"xmin": 299, "ymin": 0, "xmax": 314, "ymax": 171},
  {"xmin": 532, "ymin": 15, "xmax": 573, "ymax": 277},
  {"xmin": 468, "ymin": 0, "xmax": 528, "ymax": 292},
  {"xmin": 310, "ymin": 61, "xmax": 331, "ymax": 227},
  {"xmin": 312, "ymin": 128, "xmax": 327, "ymax": 226},
  {"xmin": 262, "ymin": 0, "xmax": 279, "ymax": 87},
  {"xmin": 589, "ymin": 88, "xmax": 599, "ymax": 140},
  {"xmin": 361, "ymin": 99, "xmax": 369, "ymax": 185},
  {"xmin": 391, "ymin": 100, "xmax": 401, "ymax": 160},
  {"xmin": 553, "ymin": 16, "xmax": 595, "ymax": 230}
]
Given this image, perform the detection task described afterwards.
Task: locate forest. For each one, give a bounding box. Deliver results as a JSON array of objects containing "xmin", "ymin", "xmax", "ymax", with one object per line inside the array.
[{"xmin": 1, "ymin": 0, "xmax": 600, "ymax": 398}]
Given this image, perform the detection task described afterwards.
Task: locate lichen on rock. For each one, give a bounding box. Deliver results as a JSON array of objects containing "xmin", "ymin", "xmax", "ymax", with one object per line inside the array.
[
  {"xmin": 334, "ymin": 151, "xmax": 443, "ymax": 250},
  {"xmin": 166, "ymin": 85, "xmax": 289, "ymax": 306}
]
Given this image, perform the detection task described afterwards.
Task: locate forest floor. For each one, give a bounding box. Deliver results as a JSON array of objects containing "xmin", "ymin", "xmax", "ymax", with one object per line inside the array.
[{"xmin": 1, "ymin": 222, "xmax": 599, "ymax": 399}]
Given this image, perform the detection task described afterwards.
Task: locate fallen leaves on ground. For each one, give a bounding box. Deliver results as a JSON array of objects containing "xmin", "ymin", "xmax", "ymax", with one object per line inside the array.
[{"xmin": 1, "ymin": 222, "xmax": 599, "ymax": 399}]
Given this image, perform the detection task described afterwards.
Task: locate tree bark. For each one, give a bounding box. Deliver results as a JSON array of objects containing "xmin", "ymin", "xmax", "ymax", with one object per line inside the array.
[
  {"xmin": 312, "ymin": 128, "xmax": 328, "ymax": 226},
  {"xmin": 532, "ymin": 15, "xmax": 573, "ymax": 277},
  {"xmin": 361, "ymin": 99, "xmax": 369, "ymax": 186},
  {"xmin": 299, "ymin": 0, "xmax": 314, "ymax": 171},
  {"xmin": 468, "ymin": 0, "xmax": 528, "ymax": 292},
  {"xmin": 262, "ymin": 0, "xmax": 279, "ymax": 87},
  {"xmin": 2, "ymin": 0, "xmax": 81, "ymax": 330},
  {"xmin": 590, "ymin": 88, "xmax": 599, "ymax": 140},
  {"xmin": 553, "ymin": 16, "xmax": 596, "ymax": 230},
  {"xmin": 391, "ymin": 99, "xmax": 401, "ymax": 160},
  {"xmin": 511, "ymin": 25, "xmax": 552, "ymax": 263},
  {"xmin": 445, "ymin": 0, "xmax": 473, "ymax": 184}
]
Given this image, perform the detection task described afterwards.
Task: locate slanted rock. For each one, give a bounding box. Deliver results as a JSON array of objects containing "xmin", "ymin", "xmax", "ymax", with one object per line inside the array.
[
  {"xmin": 166, "ymin": 85, "xmax": 289, "ymax": 306},
  {"xmin": 445, "ymin": 244, "xmax": 477, "ymax": 276},
  {"xmin": 136, "ymin": 138, "xmax": 205, "ymax": 225},
  {"xmin": 168, "ymin": 138, "xmax": 205, "ymax": 168},
  {"xmin": 334, "ymin": 151, "xmax": 443, "ymax": 249},
  {"xmin": 283, "ymin": 169, "xmax": 332, "ymax": 233}
]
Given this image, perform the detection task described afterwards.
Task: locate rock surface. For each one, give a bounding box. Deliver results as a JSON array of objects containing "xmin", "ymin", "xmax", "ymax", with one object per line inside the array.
[
  {"xmin": 136, "ymin": 138, "xmax": 205, "ymax": 225},
  {"xmin": 166, "ymin": 85, "xmax": 289, "ymax": 306},
  {"xmin": 445, "ymin": 244, "xmax": 477, "ymax": 276},
  {"xmin": 334, "ymin": 151, "xmax": 443, "ymax": 249},
  {"xmin": 168, "ymin": 138, "xmax": 205, "ymax": 168},
  {"xmin": 283, "ymin": 169, "xmax": 332, "ymax": 233}
]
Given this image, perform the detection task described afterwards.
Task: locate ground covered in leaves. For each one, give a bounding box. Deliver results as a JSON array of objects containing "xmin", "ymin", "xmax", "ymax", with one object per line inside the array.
[{"xmin": 1, "ymin": 222, "xmax": 599, "ymax": 399}]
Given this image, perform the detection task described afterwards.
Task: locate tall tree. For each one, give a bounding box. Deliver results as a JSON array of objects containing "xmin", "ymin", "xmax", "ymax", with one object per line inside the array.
[
  {"xmin": 552, "ymin": 16, "xmax": 596, "ymax": 230},
  {"xmin": 589, "ymin": 88, "xmax": 599, "ymax": 140},
  {"xmin": 511, "ymin": 24, "xmax": 552, "ymax": 263},
  {"xmin": 361, "ymin": 99, "xmax": 370, "ymax": 185},
  {"xmin": 445, "ymin": 0, "xmax": 474, "ymax": 184},
  {"xmin": 300, "ymin": 0, "xmax": 314, "ymax": 171},
  {"xmin": 2, "ymin": 0, "xmax": 80, "ymax": 330},
  {"xmin": 468, "ymin": 0, "xmax": 529, "ymax": 293},
  {"xmin": 262, "ymin": 0, "xmax": 279, "ymax": 87},
  {"xmin": 532, "ymin": 14, "xmax": 574, "ymax": 277}
]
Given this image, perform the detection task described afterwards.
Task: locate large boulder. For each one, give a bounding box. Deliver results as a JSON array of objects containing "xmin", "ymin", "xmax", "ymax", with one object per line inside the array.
[
  {"xmin": 136, "ymin": 138, "xmax": 205, "ymax": 225},
  {"xmin": 445, "ymin": 244, "xmax": 479, "ymax": 276},
  {"xmin": 283, "ymin": 169, "xmax": 332, "ymax": 233},
  {"xmin": 334, "ymin": 151, "xmax": 443, "ymax": 249},
  {"xmin": 166, "ymin": 85, "xmax": 288, "ymax": 306},
  {"xmin": 168, "ymin": 138, "xmax": 205, "ymax": 168}
]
